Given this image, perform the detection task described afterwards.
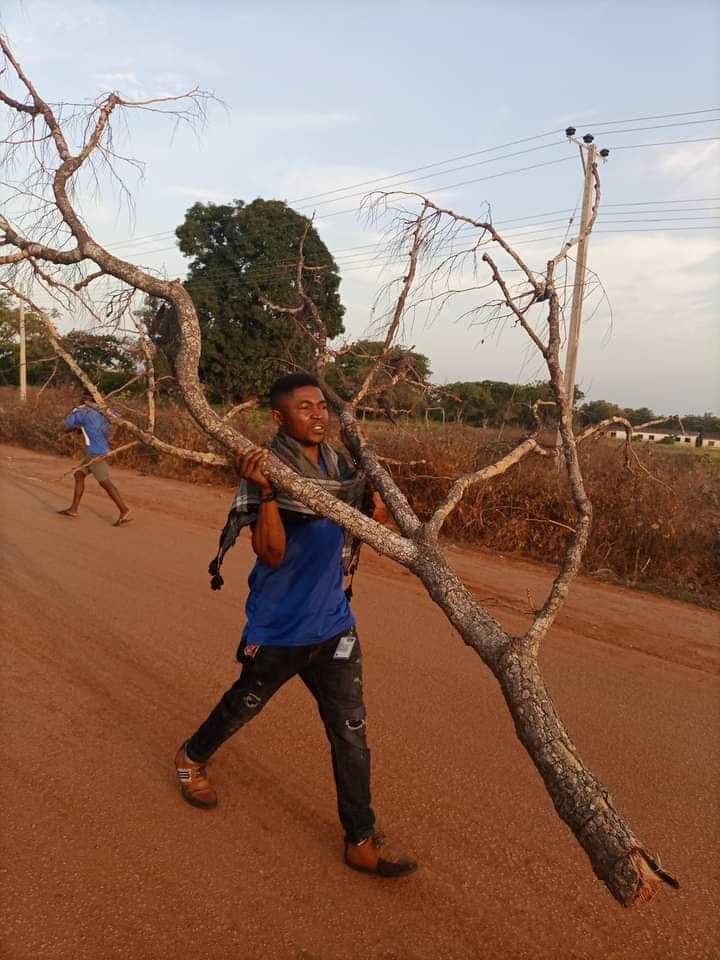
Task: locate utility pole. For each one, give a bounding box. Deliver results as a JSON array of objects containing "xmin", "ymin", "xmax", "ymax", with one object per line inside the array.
[
  {"xmin": 18, "ymin": 299, "xmax": 27, "ymax": 402},
  {"xmin": 559, "ymin": 129, "xmax": 609, "ymax": 435}
]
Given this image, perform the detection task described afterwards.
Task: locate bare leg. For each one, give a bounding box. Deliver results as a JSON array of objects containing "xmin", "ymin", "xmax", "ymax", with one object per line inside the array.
[
  {"xmin": 99, "ymin": 480, "xmax": 131, "ymax": 523},
  {"xmin": 58, "ymin": 470, "xmax": 85, "ymax": 517}
]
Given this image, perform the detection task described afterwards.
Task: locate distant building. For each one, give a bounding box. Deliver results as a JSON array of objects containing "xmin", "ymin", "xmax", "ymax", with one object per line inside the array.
[{"xmin": 606, "ymin": 426, "xmax": 720, "ymax": 448}]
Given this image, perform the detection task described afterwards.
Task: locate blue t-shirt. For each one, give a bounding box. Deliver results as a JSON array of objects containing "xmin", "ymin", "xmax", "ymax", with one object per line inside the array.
[
  {"xmin": 244, "ymin": 514, "xmax": 355, "ymax": 646},
  {"xmin": 64, "ymin": 405, "xmax": 111, "ymax": 456}
]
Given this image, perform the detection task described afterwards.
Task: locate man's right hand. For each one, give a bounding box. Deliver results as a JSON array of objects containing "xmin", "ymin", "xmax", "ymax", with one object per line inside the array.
[{"xmin": 235, "ymin": 448, "xmax": 272, "ymax": 495}]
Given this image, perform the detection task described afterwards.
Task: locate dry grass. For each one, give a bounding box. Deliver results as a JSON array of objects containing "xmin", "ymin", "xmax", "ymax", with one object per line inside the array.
[
  {"xmin": 2, "ymin": 386, "xmax": 718, "ymax": 606},
  {"xmin": 368, "ymin": 422, "xmax": 720, "ymax": 605}
]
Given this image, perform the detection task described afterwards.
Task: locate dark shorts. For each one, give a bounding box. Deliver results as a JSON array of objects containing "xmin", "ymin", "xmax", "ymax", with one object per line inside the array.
[{"xmin": 80, "ymin": 454, "xmax": 111, "ymax": 484}]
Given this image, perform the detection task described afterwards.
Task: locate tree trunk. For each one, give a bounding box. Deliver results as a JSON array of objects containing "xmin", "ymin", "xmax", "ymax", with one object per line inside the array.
[
  {"xmin": 409, "ymin": 541, "xmax": 669, "ymax": 906},
  {"xmin": 492, "ymin": 646, "xmax": 658, "ymax": 905}
]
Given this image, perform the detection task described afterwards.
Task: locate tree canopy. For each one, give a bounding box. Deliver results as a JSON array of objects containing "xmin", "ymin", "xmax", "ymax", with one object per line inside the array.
[
  {"xmin": 325, "ymin": 339, "xmax": 431, "ymax": 412},
  {"xmin": 435, "ymin": 380, "xmax": 584, "ymax": 428},
  {"xmin": 151, "ymin": 198, "xmax": 346, "ymax": 402}
]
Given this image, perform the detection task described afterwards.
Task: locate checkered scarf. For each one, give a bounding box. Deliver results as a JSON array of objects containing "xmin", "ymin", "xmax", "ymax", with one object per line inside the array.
[{"xmin": 208, "ymin": 431, "xmax": 369, "ymax": 592}]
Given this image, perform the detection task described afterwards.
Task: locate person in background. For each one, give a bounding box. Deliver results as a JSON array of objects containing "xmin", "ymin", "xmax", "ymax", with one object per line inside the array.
[{"xmin": 58, "ymin": 389, "xmax": 131, "ymax": 526}]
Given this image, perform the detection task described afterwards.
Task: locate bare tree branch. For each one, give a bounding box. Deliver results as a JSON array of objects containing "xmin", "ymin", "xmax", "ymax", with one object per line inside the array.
[
  {"xmin": 426, "ymin": 437, "xmax": 555, "ymax": 539},
  {"xmin": 355, "ymin": 202, "xmax": 429, "ymax": 406},
  {"xmin": 221, "ymin": 399, "xmax": 258, "ymax": 422}
]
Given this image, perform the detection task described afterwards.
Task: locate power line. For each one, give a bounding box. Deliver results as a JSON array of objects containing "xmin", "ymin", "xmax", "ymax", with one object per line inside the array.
[
  {"xmin": 289, "ymin": 128, "xmax": 563, "ymax": 204},
  {"xmin": 173, "ymin": 223, "xmax": 720, "ymax": 290},
  {"xmin": 603, "ymin": 197, "xmax": 720, "ymax": 206},
  {"xmin": 91, "ymin": 115, "xmax": 720, "ymax": 254},
  {"xmin": 110, "ymin": 219, "xmax": 717, "ymax": 292},
  {"xmin": 119, "ymin": 206, "xmax": 720, "ymax": 277},
  {"xmin": 311, "ymin": 157, "xmax": 579, "ymax": 221},
  {"xmin": 101, "ymin": 195, "xmax": 720, "ymax": 254},
  {"xmin": 303, "ymin": 141, "xmax": 720, "ymax": 223},
  {"xmin": 609, "ymin": 136, "xmax": 720, "ymax": 150},
  {"xmin": 25, "ymin": 222, "xmax": 720, "ymax": 314},
  {"xmin": 101, "ymin": 199, "xmax": 720, "ymax": 261},
  {"xmin": 590, "ymin": 107, "xmax": 719, "ymax": 126},
  {"xmin": 296, "ymin": 124, "xmax": 720, "ymax": 213},
  {"xmin": 94, "ymin": 109, "xmax": 720, "ymax": 249},
  {"xmin": 290, "ymin": 108, "xmax": 719, "ymax": 204},
  {"xmin": 297, "ymin": 140, "xmax": 569, "ymax": 210},
  {"xmin": 587, "ymin": 118, "xmax": 719, "ymax": 137}
]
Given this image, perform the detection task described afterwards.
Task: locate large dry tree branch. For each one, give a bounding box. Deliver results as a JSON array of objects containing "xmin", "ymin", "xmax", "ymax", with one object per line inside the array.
[
  {"xmin": 0, "ymin": 37, "xmax": 677, "ymax": 906},
  {"xmin": 350, "ymin": 182, "xmax": 678, "ymax": 903}
]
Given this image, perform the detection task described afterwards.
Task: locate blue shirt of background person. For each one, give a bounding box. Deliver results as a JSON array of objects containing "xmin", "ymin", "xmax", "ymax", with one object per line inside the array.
[{"xmin": 63, "ymin": 404, "xmax": 112, "ymax": 456}]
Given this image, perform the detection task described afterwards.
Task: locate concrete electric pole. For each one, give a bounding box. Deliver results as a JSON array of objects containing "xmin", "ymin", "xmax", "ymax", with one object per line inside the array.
[
  {"xmin": 560, "ymin": 129, "xmax": 610, "ymax": 426},
  {"xmin": 18, "ymin": 299, "xmax": 27, "ymax": 402}
]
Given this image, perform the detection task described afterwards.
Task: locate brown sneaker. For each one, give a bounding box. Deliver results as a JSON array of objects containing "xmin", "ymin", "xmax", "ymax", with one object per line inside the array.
[
  {"xmin": 174, "ymin": 743, "xmax": 217, "ymax": 809},
  {"xmin": 344, "ymin": 833, "xmax": 417, "ymax": 878}
]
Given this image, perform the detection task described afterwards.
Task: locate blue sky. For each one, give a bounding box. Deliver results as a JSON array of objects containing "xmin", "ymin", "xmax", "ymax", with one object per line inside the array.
[{"xmin": 2, "ymin": 0, "xmax": 719, "ymax": 413}]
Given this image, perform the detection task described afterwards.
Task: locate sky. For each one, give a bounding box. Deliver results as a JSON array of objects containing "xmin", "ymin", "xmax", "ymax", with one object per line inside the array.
[{"xmin": 2, "ymin": 0, "xmax": 719, "ymax": 415}]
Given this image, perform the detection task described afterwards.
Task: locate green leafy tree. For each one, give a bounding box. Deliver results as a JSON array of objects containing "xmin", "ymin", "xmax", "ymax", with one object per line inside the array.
[
  {"xmin": 0, "ymin": 295, "xmax": 53, "ymax": 385},
  {"xmin": 578, "ymin": 399, "xmax": 622, "ymax": 426},
  {"xmin": 681, "ymin": 412, "xmax": 720, "ymax": 434},
  {"xmin": 622, "ymin": 406, "xmax": 656, "ymax": 426},
  {"xmin": 0, "ymin": 296, "xmax": 134, "ymax": 391},
  {"xmin": 435, "ymin": 379, "xmax": 575, "ymax": 428},
  {"xmin": 326, "ymin": 339, "xmax": 431, "ymax": 412},
  {"xmin": 58, "ymin": 331, "xmax": 135, "ymax": 393},
  {"xmin": 153, "ymin": 198, "xmax": 346, "ymax": 402},
  {"xmin": 439, "ymin": 381, "xmax": 494, "ymax": 424}
]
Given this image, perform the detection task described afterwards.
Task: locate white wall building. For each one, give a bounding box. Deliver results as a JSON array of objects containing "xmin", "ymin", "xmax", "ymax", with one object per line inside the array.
[{"xmin": 606, "ymin": 426, "xmax": 720, "ymax": 448}]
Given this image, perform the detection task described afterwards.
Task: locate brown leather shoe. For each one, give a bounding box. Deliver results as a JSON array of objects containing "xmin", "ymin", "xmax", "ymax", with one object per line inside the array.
[
  {"xmin": 174, "ymin": 743, "xmax": 217, "ymax": 809},
  {"xmin": 344, "ymin": 834, "xmax": 417, "ymax": 877}
]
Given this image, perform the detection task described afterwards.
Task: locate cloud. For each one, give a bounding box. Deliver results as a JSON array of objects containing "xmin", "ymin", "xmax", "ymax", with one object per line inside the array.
[
  {"xmin": 161, "ymin": 185, "xmax": 228, "ymax": 203},
  {"xmin": 96, "ymin": 71, "xmax": 142, "ymax": 88},
  {"xmin": 5, "ymin": 0, "xmax": 108, "ymax": 47},
  {"xmin": 570, "ymin": 230, "xmax": 719, "ymax": 410},
  {"xmin": 217, "ymin": 111, "xmax": 356, "ymax": 143},
  {"xmin": 656, "ymin": 140, "xmax": 720, "ymax": 193},
  {"xmin": 248, "ymin": 111, "xmax": 353, "ymax": 130},
  {"xmin": 93, "ymin": 69, "xmax": 193, "ymax": 101},
  {"xmin": 277, "ymin": 163, "xmax": 390, "ymax": 203}
]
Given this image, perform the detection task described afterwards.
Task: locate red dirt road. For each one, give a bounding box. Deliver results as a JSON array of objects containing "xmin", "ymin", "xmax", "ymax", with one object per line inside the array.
[{"xmin": 1, "ymin": 444, "xmax": 719, "ymax": 960}]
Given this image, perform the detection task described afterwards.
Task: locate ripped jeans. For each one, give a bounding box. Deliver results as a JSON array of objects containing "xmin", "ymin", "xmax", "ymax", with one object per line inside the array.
[{"xmin": 185, "ymin": 627, "xmax": 375, "ymax": 844}]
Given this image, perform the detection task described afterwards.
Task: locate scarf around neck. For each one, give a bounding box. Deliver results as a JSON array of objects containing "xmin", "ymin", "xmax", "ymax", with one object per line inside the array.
[{"xmin": 208, "ymin": 431, "xmax": 369, "ymax": 592}]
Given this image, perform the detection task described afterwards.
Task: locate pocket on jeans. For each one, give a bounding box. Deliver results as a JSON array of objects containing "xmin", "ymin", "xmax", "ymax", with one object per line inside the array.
[{"xmin": 236, "ymin": 630, "xmax": 261, "ymax": 664}]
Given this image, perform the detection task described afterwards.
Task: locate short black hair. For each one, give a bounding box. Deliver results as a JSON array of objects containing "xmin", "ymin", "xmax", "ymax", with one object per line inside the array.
[{"xmin": 269, "ymin": 373, "xmax": 321, "ymax": 409}]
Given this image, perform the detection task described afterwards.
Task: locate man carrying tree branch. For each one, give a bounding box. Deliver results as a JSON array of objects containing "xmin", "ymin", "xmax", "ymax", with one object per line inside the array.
[
  {"xmin": 175, "ymin": 373, "xmax": 417, "ymax": 878},
  {"xmin": 58, "ymin": 389, "xmax": 131, "ymax": 526}
]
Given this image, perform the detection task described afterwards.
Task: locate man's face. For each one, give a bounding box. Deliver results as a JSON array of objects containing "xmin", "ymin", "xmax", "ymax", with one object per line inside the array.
[{"xmin": 272, "ymin": 385, "xmax": 329, "ymax": 446}]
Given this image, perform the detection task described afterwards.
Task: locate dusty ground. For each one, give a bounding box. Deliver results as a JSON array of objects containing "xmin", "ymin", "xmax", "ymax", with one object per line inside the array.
[{"xmin": 1, "ymin": 443, "xmax": 719, "ymax": 960}]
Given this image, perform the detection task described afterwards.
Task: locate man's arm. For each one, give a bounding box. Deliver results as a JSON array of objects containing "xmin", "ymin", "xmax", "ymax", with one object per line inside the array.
[
  {"xmin": 63, "ymin": 409, "xmax": 82, "ymax": 432},
  {"xmin": 235, "ymin": 449, "xmax": 286, "ymax": 569}
]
